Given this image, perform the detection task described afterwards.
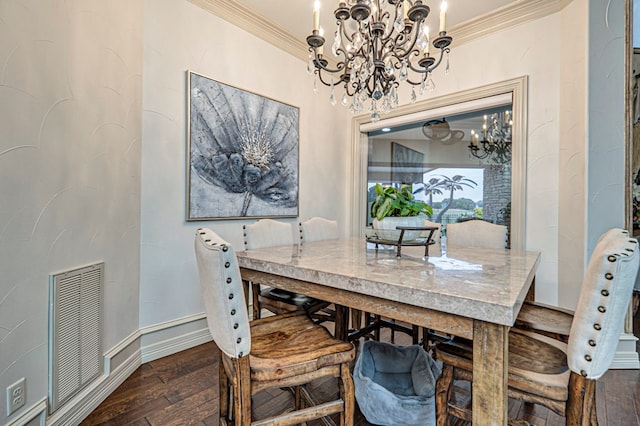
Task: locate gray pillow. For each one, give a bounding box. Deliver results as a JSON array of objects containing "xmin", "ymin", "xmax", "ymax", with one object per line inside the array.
[{"xmin": 353, "ymin": 340, "xmax": 442, "ymax": 426}]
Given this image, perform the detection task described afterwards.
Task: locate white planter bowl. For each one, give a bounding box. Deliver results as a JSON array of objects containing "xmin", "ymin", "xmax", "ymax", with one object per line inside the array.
[{"xmin": 372, "ymin": 216, "xmax": 425, "ymax": 241}]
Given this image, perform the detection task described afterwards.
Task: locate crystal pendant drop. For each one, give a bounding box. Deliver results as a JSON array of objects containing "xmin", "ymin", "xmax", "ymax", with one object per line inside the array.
[
  {"xmin": 313, "ymin": 76, "xmax": 318, "ymax": 94},
  {"xmin": 384, "ymin": 59, "xmax": 394, "ymax": 76},
  {"xmin": 410, "ymin": 87, "xmax": 417, "ymax": 103},
  {"xmin": 398, "ymin": 62, "xmax": 408, "ymax": 82},
  {"xmin": 393, "ymin": 16, "xmax": 404, "ymax": 33},
  {"xmin": 390, "ymin": 85, "xmax": 399, "ymax": 108},
  {"xmin": 382, "ymin": 97, "xmax": 391, "ymax": 114},
  {"xmin": 372, "ymin": 80, "xmax": 384, "ymax": 100},
  {"xmin": 370, "ymin": 100, "xmax": 380, "ymax": 122},
  {"xmin": 329, "ymin": 78, "xmax": 337, "ymax": 106},
  {"xmin": 332, "ymin": 31, "xmax": 341, "ymax": 56},
  {"xmin": 425, "ymin": 73, "xmax": 436, "ymax": 92},
  {"xmin": 307, "ymin": 54, "xmax": 314, "ymax": 75},
  {"xmin": 445, "ymin": 51, "xmax": 450, "ymax": 75},
  {"xmin": 341, "ymin": 92, "xmax": 349, "ymax": 107},
  {"xmin": 349, "ymin": 99, "xmax": 357, "ymax": 113}
]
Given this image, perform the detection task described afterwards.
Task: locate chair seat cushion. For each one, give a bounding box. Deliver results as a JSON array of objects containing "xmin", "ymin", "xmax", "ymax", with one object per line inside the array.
[
  {"xmin": 249, "ymin": 312, "xmax": 355, "ymax": 382},
  {"xmin": 435, "ymin": 329, "xmax": 570, "ymax": 402},
  {"xmin": 354, "ymin": 340, "xmax": 442, "ymax": 426}
]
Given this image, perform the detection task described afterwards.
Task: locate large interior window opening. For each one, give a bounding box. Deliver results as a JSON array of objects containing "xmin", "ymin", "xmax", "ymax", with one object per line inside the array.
[{"xmin": 366, "ymin": 104, "xmax": 513, "ymax": 246}]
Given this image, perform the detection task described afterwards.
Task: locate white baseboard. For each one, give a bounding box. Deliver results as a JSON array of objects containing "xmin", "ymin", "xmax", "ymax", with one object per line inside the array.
[
  {"xmin": 140, "ymin": 313, "xmax": 212, "ymax": 363},
  {"xmin": 41, "ymin": 313, "xmax": 211, "ymax": 425},
  {"xmin": 611, "ymin": 333, "xmax": 640, "ymax": 369},
  {"xmin": 5, "ymin": 398, "xmax": 46, "ymax": 426},
  {"xmin": 47, "ymin": 346, "xmax": 142, "ymax": 426}
]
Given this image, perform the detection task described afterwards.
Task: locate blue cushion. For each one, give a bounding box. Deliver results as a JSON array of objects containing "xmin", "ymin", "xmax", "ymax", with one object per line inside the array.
[{"xmin": 353, "ymin": 340, "xmax": 442, "ymax": 425}]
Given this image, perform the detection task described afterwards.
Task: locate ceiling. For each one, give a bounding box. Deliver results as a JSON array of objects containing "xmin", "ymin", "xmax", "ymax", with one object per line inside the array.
[
  {"xmin": 236, "ymin": 0, "xmax": 516, "ymax": 47},
  {"xmin": 233, "ymin": 0, "xmax": 518, "ymax": 140}
]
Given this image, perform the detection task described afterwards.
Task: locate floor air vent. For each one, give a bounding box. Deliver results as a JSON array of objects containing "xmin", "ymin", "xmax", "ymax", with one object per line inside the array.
[{"xmin": 49, "ymin": 262, "xmax": 104, "ymax": 414}]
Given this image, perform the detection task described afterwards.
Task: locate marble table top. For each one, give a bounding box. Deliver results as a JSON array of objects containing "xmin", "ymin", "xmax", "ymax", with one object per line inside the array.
[{"xmin": 237, "ymin": 237, "xmax": 541, "ymax": 326}]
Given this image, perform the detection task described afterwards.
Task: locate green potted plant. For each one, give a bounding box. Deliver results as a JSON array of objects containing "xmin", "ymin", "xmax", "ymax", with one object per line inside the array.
[{"xmin": 370, "ymin": 183, "xmax": 433, "ymax": 241}]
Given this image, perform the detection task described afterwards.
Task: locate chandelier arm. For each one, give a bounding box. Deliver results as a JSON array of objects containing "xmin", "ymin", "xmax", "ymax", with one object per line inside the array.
[{"xmin": 425, "ymin": 47, "xmax": 449, "ymax": 73}]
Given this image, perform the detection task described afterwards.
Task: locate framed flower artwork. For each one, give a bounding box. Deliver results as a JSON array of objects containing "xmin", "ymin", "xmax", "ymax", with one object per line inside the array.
[{"xmin": 186, "ymin": 71, "xmax": 299, "ymax": 221}]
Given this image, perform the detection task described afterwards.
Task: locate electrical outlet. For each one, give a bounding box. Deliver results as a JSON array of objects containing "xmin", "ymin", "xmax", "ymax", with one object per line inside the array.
[{"xmin": 6, "ymin": 378, "xmax": 26, "ymax": 416}]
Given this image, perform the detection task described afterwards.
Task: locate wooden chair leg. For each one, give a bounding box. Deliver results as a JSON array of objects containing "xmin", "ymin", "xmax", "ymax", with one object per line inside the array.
[
  {"xmin": 340, "ymin": 362, "xmax": 355, "ymax": 426},
  {"xmin": 219, "ymin": 354, "xmax": 229, "ymax": 424},
  {"xmin": 436, "ymin": 364, "xmax": 455, "ymax": 426},
  {"xmin": 233, "ymin": 357, "xmax": 252, "ymax": 426},
  {"xmin": 566, "ymin": 372, "xmax": 597, "ymax": 426}
]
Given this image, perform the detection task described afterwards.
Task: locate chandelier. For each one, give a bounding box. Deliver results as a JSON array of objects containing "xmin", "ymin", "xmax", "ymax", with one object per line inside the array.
[
  {"xmin": 468, "ymin": 111, "xmax": 512, "ymax": 164},
  {"xmin": 306, "ymin": 0, "xmax": 453, "ymax": 121}
]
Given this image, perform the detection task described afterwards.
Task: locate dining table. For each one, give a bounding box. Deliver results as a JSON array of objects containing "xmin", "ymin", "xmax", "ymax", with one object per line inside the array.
[{"xmin": 237, "ymin": 237, "xmax": 541, "ymax": 425}]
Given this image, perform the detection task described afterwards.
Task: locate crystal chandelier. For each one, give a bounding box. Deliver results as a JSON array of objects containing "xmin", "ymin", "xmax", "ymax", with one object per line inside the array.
[
  {"xmin": 306, "ymin": 0, "xmax": 453, "ymax": 121},
  {"xmin": 468, "ymin": 111, "xmax": 512, "ymax": 164}
]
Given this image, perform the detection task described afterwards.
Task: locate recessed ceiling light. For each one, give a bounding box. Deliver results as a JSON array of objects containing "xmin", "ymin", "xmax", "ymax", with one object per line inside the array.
[{"xmin": 381, "ymin": 127, "xmax": 391, "ymax": 132}]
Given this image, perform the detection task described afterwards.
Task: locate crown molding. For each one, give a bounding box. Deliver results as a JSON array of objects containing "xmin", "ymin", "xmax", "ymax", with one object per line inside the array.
[
  {"xmin": 450, "ymin": 0, "xmax": 572, "ymax": 46},
  {"xmin": 187, "ymin": 0, "xmax": 308, "ymax": 61},
  {"xmin": 188, "ymin": 0, "xmax": 572, "ymax": 63}
]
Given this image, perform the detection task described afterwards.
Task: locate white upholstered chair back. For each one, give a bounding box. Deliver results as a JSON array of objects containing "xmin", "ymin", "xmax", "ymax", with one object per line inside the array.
[
  {"xmin": 445, "ymin": 220, "xmax": 507, "ymax": 249},
  {"xmin": 299, "ymin": 217, "xmax": 339, "ymax": 243},
  {"xmin": 195, "ymin": 228, "xmax": 250, "ymax": 359},
  {"xmin": 567, "ymin": 228, "xmax": 639, "ymax": 379},
  {"xmin": 243, "ymin": 219, "xmax": 294, "ymax": 250}
]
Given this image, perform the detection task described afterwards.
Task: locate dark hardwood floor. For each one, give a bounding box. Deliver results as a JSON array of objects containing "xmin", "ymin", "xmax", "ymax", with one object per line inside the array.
[{"xmin": 81, "ymin": 329, "xmax": 640, "ymax": 426}]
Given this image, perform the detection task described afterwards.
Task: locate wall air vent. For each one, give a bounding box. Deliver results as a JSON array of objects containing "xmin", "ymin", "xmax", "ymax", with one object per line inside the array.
[{"xmin": 48, "ymin": 262, "xmax": 104, "ymax": 414}]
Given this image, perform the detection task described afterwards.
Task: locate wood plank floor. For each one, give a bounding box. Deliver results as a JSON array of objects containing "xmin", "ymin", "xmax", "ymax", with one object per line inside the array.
[{"xmin": 81, "ymin": 331, "xmax": 640, "ymax": 426}]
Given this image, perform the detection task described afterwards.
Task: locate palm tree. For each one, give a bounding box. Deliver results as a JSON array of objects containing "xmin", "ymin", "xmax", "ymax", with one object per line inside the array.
[
  {"xmin": 434, "ymin": 175, "xmax": 477, "ymax": 223},
  {"xmin": 413, "ymin": 177, "xmax": 444, "ymax": 207}
]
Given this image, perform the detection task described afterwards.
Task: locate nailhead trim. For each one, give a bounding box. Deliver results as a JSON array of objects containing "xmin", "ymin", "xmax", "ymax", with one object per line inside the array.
[
  {"xmin": 222, "ymin": 245, "xmax": 228, "ymax": 252},
  {"xmin": 231, "ymin": 309, "xmax": 236, "ymax": 315},
  {"xmin": 581, "ymin": 370, "xmax": 588, "ymax": 377},
  {"xmin": 597, "ymin": 306, "xmax": 606, "ymax": 313},
  {"xmin": 236, "ymin": 337, "xmax": 242, "ymax": 344},
  {"xmin": 607, "ymin": 255, "xmax": 616, "ymax": 262},
  {"xmin": 233, "ymin": 323, "xmax": 239, "ymax": 329},
  {"xmin": 601, "ymin": 289, "xmax": 610, "ymax": 296},
  {"xmin": 228, "ymin": 293, "xmax": 234, "ymax": 300},
  {"xmin": 226, "ymin": 277, "xmax": 232, "ymax": 283},
  {"xmin": 588, "ymin": 339, "xmax": 596, "ymax": 347},
  {"xmin": 225, "ymin": 262, "xmax": 230, "ymax": 268},
  {"xmin": 605, "ymin": 272, "xmax": 613, "ymax": 280},
  {"xmin": 594, "ymin": 323, "xmax": 601, "ymax": 330},
  {"xmin": 584, "ymin": 354, "xmax": 592, "ymax": 362}
]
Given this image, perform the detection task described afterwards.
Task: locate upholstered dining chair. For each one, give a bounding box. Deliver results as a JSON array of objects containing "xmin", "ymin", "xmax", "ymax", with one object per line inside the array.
[
  {"xmin": 195, "ymin": 228, "xmax": 356, "ymax": 425},
  {"xmin": 445, "ymin": 219, "xmax": 508, "ymax": 250},
  {"xmin": 299, "ymin": 216, "xmax": 339, "ymax": 243},
  {"xmin": 243, "ymin": 219, "xmax": 330, "ymax": 321},
  {"xmin": 434, "ymin": 228, "xmax": 640, "ymax": 425}
]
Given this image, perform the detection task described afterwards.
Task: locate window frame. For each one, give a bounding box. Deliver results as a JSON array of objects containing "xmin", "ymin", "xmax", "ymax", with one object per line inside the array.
[{"xmin": 347, "ymin": 76, "xmax": 528, "ymax": 251}]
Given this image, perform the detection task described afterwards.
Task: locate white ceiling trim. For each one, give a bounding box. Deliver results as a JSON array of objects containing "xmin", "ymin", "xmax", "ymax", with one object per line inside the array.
[{"xmin": 189, "ymin": 0, "xmax": 571, "ymax": 63}]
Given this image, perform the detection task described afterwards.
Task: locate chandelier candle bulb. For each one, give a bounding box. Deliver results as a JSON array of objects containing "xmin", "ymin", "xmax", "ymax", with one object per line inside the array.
[
  {"xmin": 424, "ymin": 26, "xmax": 430, "ymax": 54},
  {"xmin": 439, "ymin": 1, "xmax": 447, "ymax": 32},
  {"xmin": 313, "ymin": 1, "xmax": 320, "ymax": 31},
  {"xmin": 403, "ymin": 1, "xmax": 409, "ymax": 19},
  {"xmin": 318, "ymin": 27, "xmax": 324, "ymax": 55}
]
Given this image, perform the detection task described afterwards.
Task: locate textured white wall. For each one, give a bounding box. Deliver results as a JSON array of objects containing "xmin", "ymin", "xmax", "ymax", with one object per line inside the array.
[
  {"xmin": 587, "ymin": 1, "xmax": 627, "ymax": 254},
  {"xmin": 0, "ymin": 0, "xmax": 143, "ymax": 422},
  {"xmin": 559, "ymin": 0, "xmax": 588, "ymax": 308},
  {"xmin": 140, "ymin": 0, "xmax": 349, "ymax": 327},
  {"xmin": 388, "ymin": 13, "xmax": 562, "ymax": 305}
]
